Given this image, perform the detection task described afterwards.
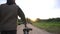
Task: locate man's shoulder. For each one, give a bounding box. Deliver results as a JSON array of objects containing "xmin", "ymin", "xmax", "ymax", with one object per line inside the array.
[
  {"xmin": 0, "ymin": 4, "xmax": 3, "ymax": 7},
  {"xmin": 15, "ymin": 4, "xmax": 20, "ymax": 8},
  {"xmin": 1, "ymin": 3, "xmax": 6, "ymax": 5},
  {"xmin": 0, "ymin": 4, "xmax": 6, "ymax": 6}
]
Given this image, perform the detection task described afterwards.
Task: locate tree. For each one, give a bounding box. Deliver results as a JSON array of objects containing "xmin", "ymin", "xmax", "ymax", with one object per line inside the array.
[
  {"xmin": 26, "ymin": 18, "xmax": 33, "ymax": 24},
  {"xmin": 35, "ymin": 18, "xmax": 41, "ymax": 22}
]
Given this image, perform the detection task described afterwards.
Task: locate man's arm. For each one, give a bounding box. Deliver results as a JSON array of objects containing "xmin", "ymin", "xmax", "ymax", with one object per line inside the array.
[{"xmin": 18, "ymin": 7, "xmax": 26, "ymax": 24}]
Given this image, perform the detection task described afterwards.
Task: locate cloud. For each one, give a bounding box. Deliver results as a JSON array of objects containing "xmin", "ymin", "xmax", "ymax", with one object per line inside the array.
[
  {"xmin": 0, "ymin": 0, "xmax": 6, "ymax": 4},
  {"xmin": 0, "ymin": 0, "xmax": 60, "ymax": 19}
]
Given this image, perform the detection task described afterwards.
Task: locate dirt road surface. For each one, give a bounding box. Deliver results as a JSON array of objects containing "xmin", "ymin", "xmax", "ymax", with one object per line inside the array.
[{"xmin": 17, "ymin": 24, "xmax": 52, "ymax": 34}]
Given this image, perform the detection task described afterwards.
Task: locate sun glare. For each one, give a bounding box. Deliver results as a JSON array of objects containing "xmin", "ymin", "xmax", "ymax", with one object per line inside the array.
[{"xmin": 30, "ymin": 18, "xmax": 36, "ymax": 21}]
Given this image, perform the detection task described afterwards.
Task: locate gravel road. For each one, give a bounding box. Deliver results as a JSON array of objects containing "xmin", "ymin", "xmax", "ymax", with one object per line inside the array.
[{"xmin": 17, "ymin": 24, "xmax": 51, "ymax": 34}]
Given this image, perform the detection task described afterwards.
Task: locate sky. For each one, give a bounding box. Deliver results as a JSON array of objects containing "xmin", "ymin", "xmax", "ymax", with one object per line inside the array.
[{"xmin": 0, "ymin": 0, "xmax": 60, "ymax": 19}]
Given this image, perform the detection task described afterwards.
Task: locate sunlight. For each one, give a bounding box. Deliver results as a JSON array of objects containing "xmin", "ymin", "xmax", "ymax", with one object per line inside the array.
[
  {"xmin": 0, "ymin": 0, "xmax": 60, "ymax": 19},
  {"xmin": 16, "ymin": 0, "xmax": 60, "ymax": 19},
  {"xmin": 30, "ymin": 18, "xmax": 36, "ymax": 21}
]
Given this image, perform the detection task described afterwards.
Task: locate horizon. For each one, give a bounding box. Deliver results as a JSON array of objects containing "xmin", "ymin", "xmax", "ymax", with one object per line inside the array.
[{"xmin": 0, "ymin": 0, "xmax": 60, "ymax": 20}]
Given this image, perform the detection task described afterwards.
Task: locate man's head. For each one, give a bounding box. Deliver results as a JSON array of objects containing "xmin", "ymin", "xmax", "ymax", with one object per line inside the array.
[{"xmin": 7, "ymin": 0, "xmax": 16, "ymax": 5}]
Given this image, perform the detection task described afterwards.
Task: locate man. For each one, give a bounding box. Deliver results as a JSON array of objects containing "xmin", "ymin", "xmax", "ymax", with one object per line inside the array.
[{"xmin": 0, "ymin": 0, "xmax": 26, "ymax": 34}]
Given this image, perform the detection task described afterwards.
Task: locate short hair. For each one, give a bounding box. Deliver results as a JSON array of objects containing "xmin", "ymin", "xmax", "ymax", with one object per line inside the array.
[{"xmin": 7, "ymin": 0, "xmax": 15, "ymax": 5}]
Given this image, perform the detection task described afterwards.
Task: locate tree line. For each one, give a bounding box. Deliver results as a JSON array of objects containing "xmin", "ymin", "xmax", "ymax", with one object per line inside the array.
[
  {"xmin": 17, "ymin": 18, "xmax": 60, "ymax": 25},
  {"xmin": 35, "ymin": 18, "xmax": 60, "ymax": 23}
]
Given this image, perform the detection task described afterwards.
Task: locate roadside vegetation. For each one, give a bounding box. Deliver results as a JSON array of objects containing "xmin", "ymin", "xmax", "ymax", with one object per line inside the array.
[
  {"xmin": 17, "ymin": 18, "xmax": 60, "ymax": 34},
  {"xmin": 32, "ymin": 18, "xmax": 60, "ymax": 34}
]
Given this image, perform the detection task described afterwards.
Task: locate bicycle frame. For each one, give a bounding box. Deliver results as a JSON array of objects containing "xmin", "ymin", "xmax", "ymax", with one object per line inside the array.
[{"xmin": 23, "ymin": 23, "xmax": 32, "ymax": 34}]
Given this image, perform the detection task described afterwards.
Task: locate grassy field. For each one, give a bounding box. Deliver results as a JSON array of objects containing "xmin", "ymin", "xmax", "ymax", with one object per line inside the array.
[{"xmin": 32, "ymin": 22, "xmax": 60, "ymax": 34}]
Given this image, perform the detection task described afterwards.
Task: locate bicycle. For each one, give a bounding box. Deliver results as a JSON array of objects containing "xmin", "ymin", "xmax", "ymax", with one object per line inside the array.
[{"xmin": 23, "ymin": 23, "xmax": 32, "ymax": 34}]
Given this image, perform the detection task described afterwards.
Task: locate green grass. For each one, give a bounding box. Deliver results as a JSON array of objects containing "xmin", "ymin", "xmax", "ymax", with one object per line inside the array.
[{"xmin": 32, "ymin": 22, "xmax": 60, "ymax": 34}]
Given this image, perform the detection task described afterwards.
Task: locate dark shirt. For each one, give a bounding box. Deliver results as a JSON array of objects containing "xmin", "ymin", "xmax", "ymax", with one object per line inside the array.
[{"xmin": 0, "ymin": 4, "xmax": 26, "ymax": 31}]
